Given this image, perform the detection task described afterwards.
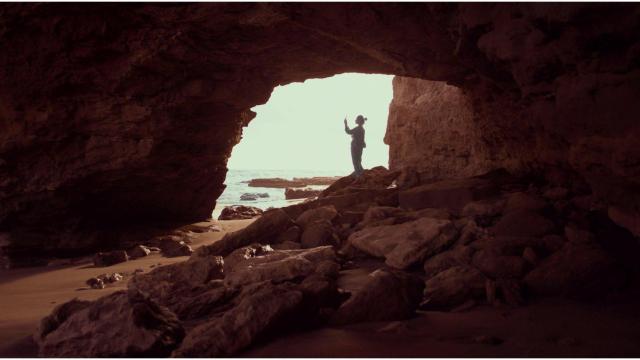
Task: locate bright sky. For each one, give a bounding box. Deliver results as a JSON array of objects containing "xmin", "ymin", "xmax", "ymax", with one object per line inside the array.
[{"xmin": 227, "ymin": 73, "xmax": 394, "ymax": 172}]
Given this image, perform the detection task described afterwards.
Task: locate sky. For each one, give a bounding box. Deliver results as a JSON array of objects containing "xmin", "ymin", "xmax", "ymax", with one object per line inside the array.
[{"xmin": 227, "ymin": 73, "xmax": 394, "ymax": 172}]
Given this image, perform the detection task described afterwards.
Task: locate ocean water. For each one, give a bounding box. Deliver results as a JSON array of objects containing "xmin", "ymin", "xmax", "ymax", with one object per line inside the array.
[{"xmin": 212, "ymin": 168, "xmax": 349, "ymax": 219}]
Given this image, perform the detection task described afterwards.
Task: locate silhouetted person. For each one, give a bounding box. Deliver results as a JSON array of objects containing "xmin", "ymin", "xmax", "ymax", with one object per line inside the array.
[{"xmin": 344, "ymin": 115, "xmax": 367, "ymax": 177}]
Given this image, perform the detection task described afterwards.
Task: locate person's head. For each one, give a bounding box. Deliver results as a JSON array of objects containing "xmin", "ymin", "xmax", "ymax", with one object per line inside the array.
[{"xmin": 356, "ymin": 115, "xmax": 367, "ymax": 126}]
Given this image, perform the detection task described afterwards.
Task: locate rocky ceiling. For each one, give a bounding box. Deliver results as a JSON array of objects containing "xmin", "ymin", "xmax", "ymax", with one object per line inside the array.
[{"xmin": 0, "ymin": 3, "xmax": 639, "ymax": 257}]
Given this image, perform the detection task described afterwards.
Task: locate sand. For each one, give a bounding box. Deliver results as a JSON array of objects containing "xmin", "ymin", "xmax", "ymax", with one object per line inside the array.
[
  {"xmin": 2, "ymin": 217, "xmax": 640, "ymax": 357},
  {"xmin": 0, "ymin": 219, "xmax": 254, "ymax": 355}
]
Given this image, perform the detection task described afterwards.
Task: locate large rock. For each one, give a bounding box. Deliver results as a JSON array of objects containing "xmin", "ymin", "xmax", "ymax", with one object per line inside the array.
[
  {"xmin": 93, "ymin": 250, "xmax": 128, "ymax": 267},
  {"xmin": 523, "ymin": 242, "xmax": 627, "ymax": 297},
  {"xmin": 285, "ymin": 187, "xmax": 321, "ymax": 200},
  {"xmin": 503, "ymin": 192, "xmax": 548, "ymax": 213},
  {"xmin": 398, "ymin": 177, "xmax": 499, "ymax": 214},
  {"xmin": 296, "ymin": 205, "xmax": 338, "ymax": 229},
  {"xmin": 198, "ymin": 209, "xmax": 294, "ymax": 257},
  {"xmin": 157, "ymin": 236, "xmax": 193, "ymax": 257},
  {"xmin": 37, "ymin": 290, "xmax": 184, "ymax": 357},
  {"xmin": 330, "ymin": 269, "xmax": 424, "ymax": 325},
  {"xmin": 423, "ymin": 245, "xmax": 474, "ymax": 279},
  {"xmin": 300, "ymin": 220, "xmax": 338, "ymax": 249},
  {"xmin": 491, "ymin": 210, "xmax": 555, "ymax": 237},
  {"xmin": 471, "ymin": 250, "xmax": 528, "ymax": 279},
  {"xmin": 349, "ymin": 217, "xmax": 458, "ymax": 269},
  {"xmin": 423, "ymin": 266, "xmax": 487, "ymax": 309},
  {"xmin": 218, "ymin": 205, "xmax": 264, "ymax": 220}
]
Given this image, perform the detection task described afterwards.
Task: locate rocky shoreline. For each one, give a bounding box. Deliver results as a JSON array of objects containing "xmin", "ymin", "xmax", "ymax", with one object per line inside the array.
[{"xmin": 31, "ymin": 166, "xmax": 640, "ymax": 357}]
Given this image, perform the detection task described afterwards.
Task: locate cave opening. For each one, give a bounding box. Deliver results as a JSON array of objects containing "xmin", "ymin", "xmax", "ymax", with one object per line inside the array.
[{"xmin": 213, "ymin": 73, "xmax": 394, "ymax": 218}]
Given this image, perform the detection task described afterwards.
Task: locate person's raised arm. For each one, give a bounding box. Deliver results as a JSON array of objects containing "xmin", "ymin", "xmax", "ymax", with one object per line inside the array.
[{"xmin": 344, "ymin": 118, "xmax": 353, "ymax": 134}]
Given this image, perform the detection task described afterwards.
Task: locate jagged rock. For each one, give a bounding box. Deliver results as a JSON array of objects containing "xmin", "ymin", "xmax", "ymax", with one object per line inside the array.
[
  {"xmin": 158, "ymin": 237, "xmax": 193, "ymax": 257},
  {"xmin": 218, "ymin": 205, "xmax": 264, "ymax": 220},
  {"xmin": 223, "ymin": 244, "xmax": 274, "ymax": 273},
  {"xmin": 359, "ymin": 206, "xmax": 406, "ymax": 228},
  {"xmin": 37, "ymin": 290, "xmax": 184, "ymax": 357},
  {"xmin": 423, "ymin": 266, "xmax": 487, "ymax": 309},
  {"xmin": 330, "ymin": 269, "xmax": 424, "ymax": 325},
  {"xmin": 275, "ymin": 226, "xmax": 301, "ymax": 244},
  {"xmin": 524, "ymin": 242, "xmax": 627, "ymax": 297},
  {"xmin": 461, "ymin": 198, "xmax": 506, "ymax": 218},
  {"xmin": 128, "ymin": 254, "xmax": 225, "ymax": 315},
  {"xmin": 93, "ymin": 250, "xmax": 128, "ymax": 267},
  {"xmin": 295, "ymin": 205, "xmax": 338, "ymax": 229},
  {"xmin": 423, "ymin": 245, "xmax": 474, "ymax": 279},
  {"xmin": 503, "ymin": 192, "xmax": 548, "ymax": 213},
  {"xmin": 35, "ymin": 299, "xmax": 93, "ymax": 345},
  {"xmin": 300, "ymin": 220, "xmax": 338, "ymax": 249},
  {"xmin": 491, "ymin": 210, "xmax": 555, "ymax": 237},
  {"xmin": 174, "ymin": 281, "xmax": 303, "ymax": 357},
  {"xmin": 395, "ymin": 166, "xmax": 420, "ymax": 189},
  {"xmin": 285, "ymin": 188, "xmax": 321, "ymax": 200},
  {"xmin": 349, "ymin": 217, "xmax": 458, "ymax": 270},
  {"xmin": 399, "ymin": 177, "xmax": 499, "ymax": 213},
  {"xmin": 198, "ymin": 209, "xmax": 294, "ymax": 257},
  {"xmin": 320, "ymin": 167, "xmax": 399, "ymax": 198},
  {"xmin": 128, "ymin": 245, "xmax": 151, "ymax": 259},
  {"xmin": 223, "ymin": 246, "xmax": 338, "ymax": 288},
  {"xmin": 472, "ymin": 250, "xmax": 528, "ymax": 279}
]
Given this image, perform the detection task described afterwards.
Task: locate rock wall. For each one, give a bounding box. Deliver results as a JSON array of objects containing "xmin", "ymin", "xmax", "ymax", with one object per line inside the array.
[
  {"xmin": 1, "ymin": 3, "xmax": 639, "ymax": 259},
  {"xmin": 385, "ymin": 77, "xmax": 498, "ymax": 181}
]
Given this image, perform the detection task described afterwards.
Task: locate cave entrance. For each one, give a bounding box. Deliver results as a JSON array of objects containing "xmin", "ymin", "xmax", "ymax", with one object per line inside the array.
[{"xmin": 213, "ymin": 73, "xmax": 393, "ymax": 218}]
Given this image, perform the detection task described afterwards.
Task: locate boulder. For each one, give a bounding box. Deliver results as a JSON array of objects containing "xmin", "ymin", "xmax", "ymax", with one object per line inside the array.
[
  {"xmin": 395, "ymin": 166, "xmax": 420, "ymax": 189},
  {"xmin": 461, "ymin": 198, "xmax": 506, "ymax": 218},
  {"xmin": 128, "ymin": 254, "xmax": 225, "ymax": 315},
  {"xmin": 128, "ymin": 245, "xmax": 151, "ymax": 259},
  {"xmin": 349, "ymin": 217, "xmax": 458, "ymax": 270},
  {"xmin": 93, "ymin": 250, "xmax": 128, "ymax": 267},
  {"xmin": 223, "ymin": 244, "xmax": 274, "ymax": 273},
  {"xmin": 198, "ymin": 209, "xmax": 294, "ymax": 257},
  {"xmin": 275, "ymin": 225, "xmax": 301, "ymax": 244},
  {"xmin": 240, "ymin": 193, "xmax": 258, "ymax": 201},
  {"xmin": 399, "ymin": 177, "xmax": 499, "ymax": 213},
  {"xmin": 300, "ymin": 220, "xmax": 338, "ymax": 249},
  {"xmin": 38, "ymin": 290, "xmax": 184, "ymax": 357},
  {"xmin": 218, "ymin": 205, "xmax": 263, "ymax": 220},
  {"xmin": 423, "ymin": 245, "xmax": 474, "ymax": 279},
  {"xmin": 223, "ymin": 246, "xmax": 338, "ymax": 288},
  {"xmin": 359, "ymin": 206, "xmax": 406, "ymax": 227},
  {"xmin": 330, "ymin": 269, "xmax": 424, "ymax": 325},
  {"xmin": 158, "ymin": 237, "xmax": 193, "ymax": 257},
  {"xmin": 86, "ymin": 277, "xmax": 106, "ymax": 289},
  {"xmin": 295, "ymin": 205, "xmax": 338, "ymax": 229},
  {"xmin": 285, "ymin": 187, "xmax": 321, "ymax": 200},
  {"xmin": 503, "ymin": 192, "xmax": 548, "ymax": 213},
  {"xmin": 320, "ymin": 166, "xmax": 399, "ymax": 198},
  {"xmin": 524, "ymin": 242, "xmax": 627, "ymax": 298},
  {"xmin": 471, "ymin": 250, "xmax": 528, "ymax": 279},
  {"xmin": 174, "ymin": 281, "xmax": 304, "ymax": 357},
  {"xmin": 423, "ymin": 266, "xmax": 487, "ymax": 309},
  {"xmin": 335, "ymin": 210, "xmax": 365, "ymax": 227},
  {"xmin": 491, "ymin": 210, "xmax": 555, "ymax": 237},
  {"xmin": 35, "ymin": 299, "xmax": 93, "ymax": 345}
]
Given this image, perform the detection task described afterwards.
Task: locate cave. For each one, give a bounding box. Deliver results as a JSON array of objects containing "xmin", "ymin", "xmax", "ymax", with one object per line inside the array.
[{"xmin": 1, "ymin": 3, "xmax": 640, "ymax": 357}]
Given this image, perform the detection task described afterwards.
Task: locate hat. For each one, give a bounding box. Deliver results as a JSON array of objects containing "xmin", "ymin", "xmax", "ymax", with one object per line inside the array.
[{"xmin": 356, "ymin": 115, "xmax": 367, "ymax": 123}]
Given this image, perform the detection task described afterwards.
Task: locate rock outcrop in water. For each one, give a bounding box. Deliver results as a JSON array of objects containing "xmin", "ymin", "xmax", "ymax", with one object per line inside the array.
[{"xmin": 1, "ymin": 4, "xmax": 639, "ymax": 258}]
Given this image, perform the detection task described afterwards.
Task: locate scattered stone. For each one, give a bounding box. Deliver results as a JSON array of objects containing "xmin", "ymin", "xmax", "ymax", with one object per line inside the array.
[
  {"xmin": 524, "ymin": 242, "xmax": 627, "ymax": 297},
  {"xmin": 300, "ymin": 220, "xmax": 339, "ymax": 249},
  {"xmin": 218, "ymin": 205, "xmax": 263, "ymax": 220},
  {"xmin": 491, "ymin": 210, "xmax": 555, "ymax": 237},
  {"xmin": 423, "ymin": 266, "xmax": 487, "ymax": 309},
  {"xmin": 92, "ymin": 250, "xmax": 128, "ymax": 267},
  {"xmin": 158, "ymin": 237, "xmax": 193, "ymax": 257},
  {"xmin": 330, "ymin": 269, "xmax": 424, "ymax": 325},
  {"xmin": 86, "ymin": 277, "xmax": 105, "ymax": 289},
  {"xmin": 285, "ymin": 187, "xmax": 321, "ymax": 200},
  {"xmin": 128, "ymin": 245, "xmax": 151, "ymax": 259},
  {"xmin": 349, "ymin": 217, "xmax": 458, "ymax": 270},
  {"xmin": 37, "ymin": 290, "xmax": 184, "ymax": 357},
  {"xmin": 98, "ymin": 272, "xmax": 124, "ymax": 283}
]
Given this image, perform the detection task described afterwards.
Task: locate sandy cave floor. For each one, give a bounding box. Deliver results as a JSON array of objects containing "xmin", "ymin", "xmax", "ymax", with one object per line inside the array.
[{"xmin": 1, "ymin": 218, "xmax": 640, "ymax": 357}]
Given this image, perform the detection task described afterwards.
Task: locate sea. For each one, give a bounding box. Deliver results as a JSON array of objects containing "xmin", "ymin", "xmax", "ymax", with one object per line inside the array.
[{"xmin": 211, "ymin": 168, "xmax": 349, "ymax": 219}]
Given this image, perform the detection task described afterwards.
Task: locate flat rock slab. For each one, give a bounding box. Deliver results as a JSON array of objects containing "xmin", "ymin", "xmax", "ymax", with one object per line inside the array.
[
  {"xmin": 399, "ymin": 177, "xmax": 499, "ymax": 214},
  {"xmin": 348, "ymin": 217, "xmax": 458, "ymax": 270}
]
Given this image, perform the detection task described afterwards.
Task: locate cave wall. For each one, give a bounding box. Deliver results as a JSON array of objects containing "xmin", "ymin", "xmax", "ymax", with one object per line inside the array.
[{"xmin": 1, "ymin": 3, "xmax": 639, "ymax": 258}]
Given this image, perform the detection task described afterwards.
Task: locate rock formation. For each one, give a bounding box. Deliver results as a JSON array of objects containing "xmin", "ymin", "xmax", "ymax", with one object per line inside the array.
[{"xmin": 1, "ymin": 4, "xmax": 639, "ymax": 257}]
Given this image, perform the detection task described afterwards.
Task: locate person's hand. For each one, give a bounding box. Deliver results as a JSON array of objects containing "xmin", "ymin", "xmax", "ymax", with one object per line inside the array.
[{"xmin": 343, "ymin": 118, "xmax": 347, "ymax": 125}]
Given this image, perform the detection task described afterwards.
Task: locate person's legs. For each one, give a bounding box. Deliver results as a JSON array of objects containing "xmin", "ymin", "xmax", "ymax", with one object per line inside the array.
[{"xmin": 351, "ymin": 145, "xmax": 364, "ymax": 177}]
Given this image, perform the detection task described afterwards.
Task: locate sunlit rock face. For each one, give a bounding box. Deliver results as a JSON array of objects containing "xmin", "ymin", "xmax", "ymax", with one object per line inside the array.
[{"xmin": 0, "ymin": 3, "xmax": 639, "ymax": 258}]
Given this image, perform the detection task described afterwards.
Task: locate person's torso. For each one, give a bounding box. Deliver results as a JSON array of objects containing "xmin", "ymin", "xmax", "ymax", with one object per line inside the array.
[{"xmin": 351, "ymin": 126, "xmax": 365, "ymax": 147}]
